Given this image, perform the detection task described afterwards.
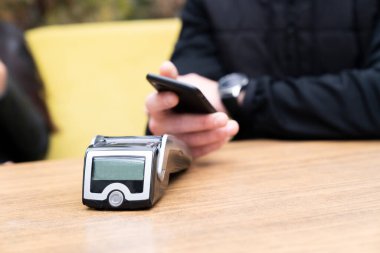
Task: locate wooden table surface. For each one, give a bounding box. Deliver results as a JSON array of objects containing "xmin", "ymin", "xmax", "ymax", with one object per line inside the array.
[{"xmin": 1, "ymin": 140, "xmax": 380, "ymax": 253}]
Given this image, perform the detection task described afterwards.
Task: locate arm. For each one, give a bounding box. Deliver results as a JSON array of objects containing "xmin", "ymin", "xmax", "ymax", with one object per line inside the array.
[
  {"xmin": 238, "ymin": 17, "xmax": 380, "ymax": 139},
  {"xmin": 172, "ymin": 0, "xmax": 380, "ymax": 139},
  {"xmin": 0, "ymin": 64, "xmax": 49, "ymax": 162},
  {"xmin": 0, "ymin": 61, "xmax": 5, "ymax": 96}
]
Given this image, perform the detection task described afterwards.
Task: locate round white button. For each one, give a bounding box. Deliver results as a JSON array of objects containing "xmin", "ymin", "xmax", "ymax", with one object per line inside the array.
[{"xmin": 108, "ymin": 190, "xmax": 124, "ymax": 208}]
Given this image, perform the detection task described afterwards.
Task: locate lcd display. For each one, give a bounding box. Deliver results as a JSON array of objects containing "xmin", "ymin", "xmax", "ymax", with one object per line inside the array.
[{"xmin": 92, "ymin": 157, "xmax": 145, "ymax": 181}]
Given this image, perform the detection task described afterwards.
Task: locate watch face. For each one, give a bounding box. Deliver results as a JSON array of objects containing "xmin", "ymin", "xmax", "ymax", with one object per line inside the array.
[
  {"xmin": 220, "ymin": 74, "xmax": 248, "ymax": 88},
  {"xmin": 219, "ymin": 73, "xmax": 249, "ymax": 98}
]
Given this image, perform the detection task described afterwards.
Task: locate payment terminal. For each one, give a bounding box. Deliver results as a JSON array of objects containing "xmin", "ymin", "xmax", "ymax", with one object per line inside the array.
[{"xmin": 82, "ymin": 135, "xmax": 192, "ymax": 210}]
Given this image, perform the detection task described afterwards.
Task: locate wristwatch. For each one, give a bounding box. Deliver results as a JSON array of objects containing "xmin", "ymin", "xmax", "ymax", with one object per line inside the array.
[{"xmin": 218, "ymin": 73, "xmax": 249, "ymax": 118}]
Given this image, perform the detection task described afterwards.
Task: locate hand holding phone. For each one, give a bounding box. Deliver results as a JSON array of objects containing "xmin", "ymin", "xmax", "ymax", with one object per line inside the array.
[{"xmin": 146, "ymin": 73, "xmax": 217, "ymax": 114}]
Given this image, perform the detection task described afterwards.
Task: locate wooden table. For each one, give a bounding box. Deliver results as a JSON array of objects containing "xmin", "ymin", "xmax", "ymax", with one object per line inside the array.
[{"xmin": 1, "ymin": 140, "xmax": 380, "ymax": 253}]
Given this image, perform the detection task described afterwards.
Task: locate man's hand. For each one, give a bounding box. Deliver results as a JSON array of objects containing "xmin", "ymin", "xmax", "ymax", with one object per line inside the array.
[
  {"xmin": 145, "ymin": 61, "xmax": 239, "ymax": 158},
  {"xmin": 0, "ymin": 61, "xmax": 7, "ymax": 96}
]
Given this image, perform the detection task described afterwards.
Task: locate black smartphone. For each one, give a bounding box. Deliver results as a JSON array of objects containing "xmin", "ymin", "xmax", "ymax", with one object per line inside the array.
[{"xmin": 146, "ymin": 73, "xmax": 217, "ymax": 114}]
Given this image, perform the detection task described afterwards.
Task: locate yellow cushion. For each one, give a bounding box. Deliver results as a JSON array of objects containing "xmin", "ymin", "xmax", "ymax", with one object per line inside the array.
[{"xmin": 26, "ymin": 19, "xmax": 181, "ymax": 159}]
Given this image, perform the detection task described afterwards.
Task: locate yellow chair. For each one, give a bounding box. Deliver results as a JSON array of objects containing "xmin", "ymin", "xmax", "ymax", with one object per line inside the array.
[{"xmin": 26, "ymin": 19, "xmax": 181, "ymax": 159}]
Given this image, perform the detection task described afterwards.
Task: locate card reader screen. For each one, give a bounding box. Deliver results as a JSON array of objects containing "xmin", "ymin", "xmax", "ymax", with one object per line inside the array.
[{"xmin": 92, "ymin": 157, "xmax": 145, "ymax": 181}]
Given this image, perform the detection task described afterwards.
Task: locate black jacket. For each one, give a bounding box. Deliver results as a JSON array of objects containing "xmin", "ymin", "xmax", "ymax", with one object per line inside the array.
[{"xmin": 171, "ymin": 0, "xmax": 380, "ymax": 139}]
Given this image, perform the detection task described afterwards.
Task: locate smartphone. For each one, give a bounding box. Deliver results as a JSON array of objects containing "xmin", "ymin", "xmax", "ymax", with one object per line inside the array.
[{"xmin": 146, "ymin": 73, "xmax": 217, "ymax": 114}]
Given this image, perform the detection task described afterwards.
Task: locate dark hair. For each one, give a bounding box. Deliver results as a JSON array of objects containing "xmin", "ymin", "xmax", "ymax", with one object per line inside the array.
[{"xmin": 0, "ymin": 21, "xmax": 54, "ymax": 132}]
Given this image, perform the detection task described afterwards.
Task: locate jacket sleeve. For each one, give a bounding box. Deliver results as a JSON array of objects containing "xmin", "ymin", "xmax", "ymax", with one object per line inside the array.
[
  {"xmin": 0, "ymin": 77, "xmax": 49, "ymax": 162},
  {"xmin": 240, "ymin": 17, "xmax": 380, "ymax": 139},
  {"xmin": 171, "ymin": 0, "xmax": 225, "ymax": 80}
]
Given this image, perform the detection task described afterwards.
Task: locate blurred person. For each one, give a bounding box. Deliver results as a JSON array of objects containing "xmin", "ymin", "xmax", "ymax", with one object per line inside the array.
[
  {"xmin": 146, "ymin": 0, "xmax": 380, "ymax": 158},
  {"xmin": 0, "ymin": 21, "xmax": 53, "ymax": 163}
]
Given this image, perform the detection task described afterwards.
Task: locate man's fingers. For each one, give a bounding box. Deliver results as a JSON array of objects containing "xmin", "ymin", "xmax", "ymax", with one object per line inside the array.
[
  {"xmin": 149, "ymin": 112, "xmax": 229, "ymax": 135},
  {"xmin": 190, "ymin": 139, "xmax": 229, "ymax": 158},
  {"xmin": 226, "ymin": 120, "xmax": 240, "ymax": 138},
  {"xmin": 177, "ymin": 120, "xmax": 239, "ymax": 147},
  {"xmin": 145, "ymin": 61, "xmax": 179, "ymax": 115},
  {"xmin": 159, "ymin": 61, "xmax": 178, "ymax": 79},
  {"xmin": 145, "ymin": 91, "xmax": 179, "ymax": 115}
]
